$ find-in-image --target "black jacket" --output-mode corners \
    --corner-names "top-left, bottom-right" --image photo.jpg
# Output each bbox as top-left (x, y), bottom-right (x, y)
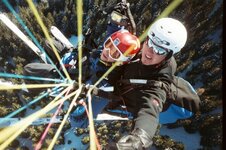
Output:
top-left (107, 55), bottom-right (177, 138)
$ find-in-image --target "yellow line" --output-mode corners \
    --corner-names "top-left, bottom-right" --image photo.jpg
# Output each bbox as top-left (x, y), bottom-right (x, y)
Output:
top-left (25, 0), bottom-right (71, 80)
top-left (0, 83), bottom-right (70, 90)
top-left (94, 62), bottom-right (121, 87)
top-left (138, 0), bottom-right (184, 42)
top-left (0, 89), bottom-right (78, 148)
top-left (87, 89), bottom-right (96, 150)
top-left (48, 85), bottom-right (74, 105)
top-left (76, 0), bottom-right (83, 87)
top-left (47, 86), bottom-right (83, 150)
top-left (75, 1), bottom-right (97, 149)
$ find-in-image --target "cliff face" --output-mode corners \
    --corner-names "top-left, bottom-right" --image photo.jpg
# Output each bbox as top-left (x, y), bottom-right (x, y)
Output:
top-left (0, 0), bottom-right (222, 149)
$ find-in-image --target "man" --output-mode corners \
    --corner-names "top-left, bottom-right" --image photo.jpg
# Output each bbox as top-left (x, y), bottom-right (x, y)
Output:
top-left (105, 17), bottom-right (188, 149)
top-left (90, 29), bottom-right (140, 85)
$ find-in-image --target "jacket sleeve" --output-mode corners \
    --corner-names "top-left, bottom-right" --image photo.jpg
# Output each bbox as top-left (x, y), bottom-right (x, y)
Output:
top-left (122, 75), bottom-right (171, 139)
top-left (138, 80), bottom-right (170, 138)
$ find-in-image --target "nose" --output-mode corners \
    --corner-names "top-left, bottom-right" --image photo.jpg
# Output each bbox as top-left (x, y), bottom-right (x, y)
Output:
top-left (148, 46), bottom-right (155, 54)
top-left (151, 48), bottom-right (155, 54)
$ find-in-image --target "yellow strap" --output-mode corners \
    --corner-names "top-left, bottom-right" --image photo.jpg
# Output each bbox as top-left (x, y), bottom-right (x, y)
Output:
top-left (76, 0), bottom-right (83, 87)
top-left (0, 83), bottom-right (70, 90)
top-left (87, 88), bottom-right (96, 150)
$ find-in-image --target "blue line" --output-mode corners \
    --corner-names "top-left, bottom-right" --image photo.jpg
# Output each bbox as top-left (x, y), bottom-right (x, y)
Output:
top-left (2, 0), bottom-right (66, 80)
top-left (0, 72), bottom-right (64, 83)
top-left (0, 86), bottom-right (63, 125)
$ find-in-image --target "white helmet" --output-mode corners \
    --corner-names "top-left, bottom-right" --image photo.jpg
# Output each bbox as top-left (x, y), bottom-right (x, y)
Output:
top-left (148, 18), bottom-right (187, 54)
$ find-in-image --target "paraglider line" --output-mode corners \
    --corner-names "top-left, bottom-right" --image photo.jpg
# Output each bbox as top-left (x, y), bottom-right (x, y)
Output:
top-left (35, 85), bottom-right (73, 150)
top-left (0, 86), bottom-right (62, 125)
top-left (0, 83), bottom-right (71, 90)
top-left (0, 90), bottom-right (78, 149)
top-left (47, 86), bottom-right (83, 150)
top-left (0, 72), bottom-right (64, 83)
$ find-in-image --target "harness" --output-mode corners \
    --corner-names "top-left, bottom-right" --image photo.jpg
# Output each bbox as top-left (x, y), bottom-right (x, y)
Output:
top-left (116, 79), bottom-right (169, 96)
top-left (118, 79), bottom-right (166, 88)
top-left (94, 78), bottom-right (169, 103)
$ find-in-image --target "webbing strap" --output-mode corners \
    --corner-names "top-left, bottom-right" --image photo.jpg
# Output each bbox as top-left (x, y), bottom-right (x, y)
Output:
top-left (119, 79), bottom-right (165, 88)
top-left (95, 89), bottom-right (122, 102)
top-left (129, 79), bottom-right (147, 84)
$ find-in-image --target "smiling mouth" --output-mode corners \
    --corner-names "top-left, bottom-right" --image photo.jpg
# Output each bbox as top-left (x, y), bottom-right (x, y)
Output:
top-left (145, 54), bottom-right (152, 59)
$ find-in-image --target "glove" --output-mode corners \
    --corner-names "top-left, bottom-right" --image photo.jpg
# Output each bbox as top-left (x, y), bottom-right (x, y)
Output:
top-left (103, 136), bottom-right (141, 150)
top-left (116, 128), bottom-right (153, 150)
top-left (117, 134), bottom-right (143, 150)
top-left (131, 128), bottom-right (153, 148)
top-left (85, 84), bottom-right (99, 95)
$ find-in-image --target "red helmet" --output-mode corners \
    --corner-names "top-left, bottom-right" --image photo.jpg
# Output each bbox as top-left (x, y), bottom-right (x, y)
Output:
top-left (104, 29), bottom-right (140, 62)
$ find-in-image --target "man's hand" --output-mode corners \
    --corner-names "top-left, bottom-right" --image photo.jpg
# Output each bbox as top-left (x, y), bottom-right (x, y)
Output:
top-left (116, 134), bottom-right (143, 150)
top-left (85, 84), bottom-right (99, 95)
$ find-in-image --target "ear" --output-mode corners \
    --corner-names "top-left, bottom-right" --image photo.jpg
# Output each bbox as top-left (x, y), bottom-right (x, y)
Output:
top-left (165, 51), bottom-right (173, 60)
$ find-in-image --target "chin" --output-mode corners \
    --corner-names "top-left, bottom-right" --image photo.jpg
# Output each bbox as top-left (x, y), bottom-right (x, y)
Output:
top-left (142, 59), bottom-right (158, 66)
top-left (141, 59), bottom-right (150, 65)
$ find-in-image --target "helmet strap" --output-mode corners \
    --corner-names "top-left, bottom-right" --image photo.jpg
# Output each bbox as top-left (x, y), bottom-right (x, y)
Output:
top-left (165, 51), bottom-right (173, 60)
top-left (154, 51), bottom-right (173, 68)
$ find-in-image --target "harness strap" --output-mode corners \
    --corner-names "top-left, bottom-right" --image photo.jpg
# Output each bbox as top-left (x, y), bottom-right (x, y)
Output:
top-left (119, 79), bottom-right (166, 89)
top-left (95, 79), bottom-right (168, 103)
top-left (94, 88), bottom-right (123, 102)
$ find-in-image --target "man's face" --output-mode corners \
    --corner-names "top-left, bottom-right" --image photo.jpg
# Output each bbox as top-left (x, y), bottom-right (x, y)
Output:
top-left (100, 37), bottom-right (130, 63)
top-left (141, 39), bottom-right (167, 65)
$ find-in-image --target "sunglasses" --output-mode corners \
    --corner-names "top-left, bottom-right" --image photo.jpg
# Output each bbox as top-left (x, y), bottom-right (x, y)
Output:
top-left (147, 36), bottom-right (169, 55)
top-left (103, 37), bottom-right (129, 62)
